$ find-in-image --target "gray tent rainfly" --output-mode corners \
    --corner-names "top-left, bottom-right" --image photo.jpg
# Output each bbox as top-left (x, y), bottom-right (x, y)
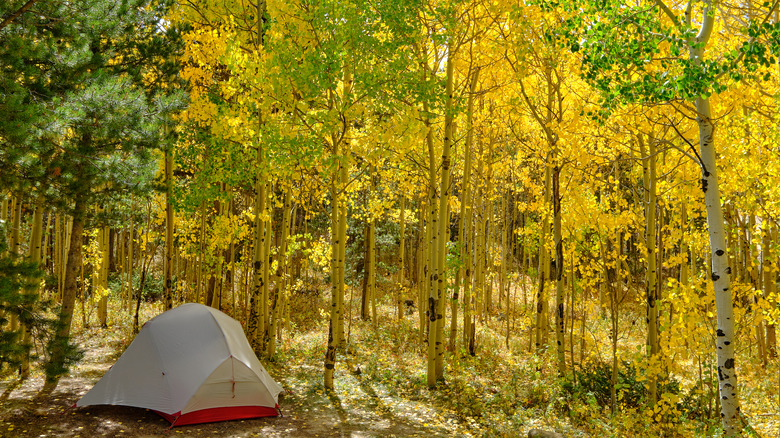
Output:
top-left (76, 303), bottom-right (284, 426)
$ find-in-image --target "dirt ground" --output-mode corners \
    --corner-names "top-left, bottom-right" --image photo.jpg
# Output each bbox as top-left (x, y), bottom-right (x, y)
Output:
top-left (0, 326), bottom-right (461, 438)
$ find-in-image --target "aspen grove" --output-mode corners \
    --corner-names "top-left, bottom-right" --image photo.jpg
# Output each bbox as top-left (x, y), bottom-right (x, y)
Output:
top-left (3, 0), bottom-right (780, 436)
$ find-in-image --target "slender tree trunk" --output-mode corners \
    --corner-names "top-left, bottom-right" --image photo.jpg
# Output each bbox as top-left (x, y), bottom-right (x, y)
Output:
top-left (553, 163), bottom-right (565, 377)
top-left (453, 70), bottom-right (478, 352)
top-left (267, 189), bottom-right (290, 360)
top-left (324, 174), bottom-right (340, 389)
top-left (484, 140), bottom-right (494, 316)
top-left (640, 133), bottom-right (659, 406)
top-left (97, 226), bottom-right (109, 327)
top-left (164, 146), bottom-right (175, 310)
top-left (418, 201), bottom-right (428, 346)
top-left (434, 44), bottom-right (456, 382)
top-left (764, 223), bottom-right (776, 357)
top-left (127, 218), bottom-right (134, 313)
top-left (535, 165), bottom-right (551, 352)
top-left (610, 232), bottom-right (621, 413)
top-left (20, 202), bottom-right (44, 377)
top-left (247, 148), bottom-right (267, 350)
top-left (689, 12), bottom-right (740, 431)
top-left (397, 195), bottom-right (406, 320)
top-left (47, 197), bottom-right (85, 386)
top-left (424, 97), bottom-right (439, 387)
top-left (324, 59), bottom-right (353, 389)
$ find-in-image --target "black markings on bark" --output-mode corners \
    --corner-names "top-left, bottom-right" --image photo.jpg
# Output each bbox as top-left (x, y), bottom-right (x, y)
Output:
top-left (724, 358), bottom-right (734, 369)
top-left (726, 267), bottom-right (731, 274)
top-left (428, 297), bottom-right (436, 322)
top-left (717, 329), bottom-right (725, 336)
top-left (701, 178), bottom-right (708, 193)
top-left (711, 273), bottom-right (720, 281)
top-left (718, 366), bottom-right (723, 381)
top-left (724, 341), bottom-right (730, 345)
top-left (715, 249), bottom-right (724, 256)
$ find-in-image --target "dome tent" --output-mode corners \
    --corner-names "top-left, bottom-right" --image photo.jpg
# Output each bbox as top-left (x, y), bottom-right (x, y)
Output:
top-left (76, 303), bottom-right (283, 427)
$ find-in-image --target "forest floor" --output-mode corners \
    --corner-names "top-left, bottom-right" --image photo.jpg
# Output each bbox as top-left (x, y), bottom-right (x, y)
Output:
top-left (0, 299), bottom-right (565, 438)
top-left (0, 312), bottom-right (480, 438)
top-left (3, 290), bottom-right (780, 438)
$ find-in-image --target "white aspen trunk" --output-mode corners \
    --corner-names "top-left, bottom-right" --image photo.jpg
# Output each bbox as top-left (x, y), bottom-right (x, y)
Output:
top-left (324, 177), bottom-right (340, 389)
top-left (640, 133), bottom-right (659, 406)
top-left (419, 201), bottom-right (429, 346)
top-left (457, 69), bottom-right (478, 351)
top-left (267, 189), bottom-right (290, 360)
top-left (325, 58), bottom-right (353, 388)
top-left (424, 96), bottom-right (439, 387)
top-left (247, 156), bottom-right (267, 351)
top-left (434, 40), bottom-right (455, 382)
top-left (690, 2), bottom-right (740, 432)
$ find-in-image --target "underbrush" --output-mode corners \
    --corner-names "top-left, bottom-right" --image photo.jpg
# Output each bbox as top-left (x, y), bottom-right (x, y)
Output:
top-left (29, 276), bottom-right (779, 438)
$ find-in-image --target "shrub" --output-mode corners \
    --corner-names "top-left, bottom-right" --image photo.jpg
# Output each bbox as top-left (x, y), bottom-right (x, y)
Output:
top-left (565, 359), bottom-right (680, 409)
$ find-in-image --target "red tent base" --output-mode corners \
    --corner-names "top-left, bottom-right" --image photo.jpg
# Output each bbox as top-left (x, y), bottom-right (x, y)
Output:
top-left (154, 405), bottom-right (279, 427)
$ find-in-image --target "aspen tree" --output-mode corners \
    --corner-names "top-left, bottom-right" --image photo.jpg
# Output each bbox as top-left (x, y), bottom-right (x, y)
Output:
top-left (246, 0), bottom-right (269, 352)
top-left (458, 67), bottom-right (479, 353)
top-left (433, 36), bottom-right (457, 382)
top-left (418, 200), bottom-right (429, 346)
top-left (562, 0), bottom-right (780, 428)
top-left (262, 193), bottom-right (273, 341)
top-left (500, 194), bottom-right (508, 313)
top-left (609, 232), bottom-right (623, 413)
top-left (267, 189), bottom-right (291, 360)
top-left (691, 5), bottom-right (742, 427)
top-left (535, 166), bottom-right (551, 352)
top-left (368, 172), bottom-right (377, 327)
top-left (424, 92), bottom-right (440, 386)
top-left (97, 225), bottom-right (109, 328)
top-left (553, 160), bottom-right (565, 376)
top-left (324, 60), bottom-right (353, 389)
top-left (749, 215), bottom-right (767, 365)
top-left (164, 137), bottom-right (175, 311)
top-left (397, 195), bottom-right (406, 320)
top-left (20, 202), bottom-right (44, 377)
top-left (126, 217), bottom-right (134, 314)
top-left (763, 223), bottom-right (776, 356)
top-left (48, 196), bottom-right (86, 383)
top-left (639, 132), bottom-right (659, 406)
top-left (483, 135), bottom-right (495, 316)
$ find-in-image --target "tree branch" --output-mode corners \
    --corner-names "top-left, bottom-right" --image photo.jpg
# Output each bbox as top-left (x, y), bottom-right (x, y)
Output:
top-left (0, 0), bottom-right (40, 32)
